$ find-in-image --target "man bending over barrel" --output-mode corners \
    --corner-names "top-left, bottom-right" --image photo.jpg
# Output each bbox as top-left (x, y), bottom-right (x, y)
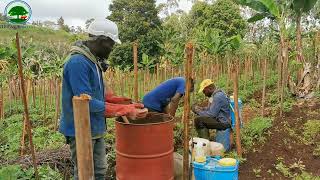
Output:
top-left (142, 77), bottom-right (194, 116)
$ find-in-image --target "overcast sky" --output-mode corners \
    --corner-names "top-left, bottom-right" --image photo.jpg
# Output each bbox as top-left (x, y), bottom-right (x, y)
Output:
top-left (0, 0), bottom-right (193, 28)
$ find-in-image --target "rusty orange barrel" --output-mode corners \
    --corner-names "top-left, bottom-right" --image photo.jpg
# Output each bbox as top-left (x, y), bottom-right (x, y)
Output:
top-left (116, 112), bottom-right (174, 180)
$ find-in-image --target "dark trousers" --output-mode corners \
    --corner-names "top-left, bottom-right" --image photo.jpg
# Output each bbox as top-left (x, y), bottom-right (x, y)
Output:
top-left (66, 137), bottom-right (106, 180)
top-left (194, 116), bottom-right (231, 130)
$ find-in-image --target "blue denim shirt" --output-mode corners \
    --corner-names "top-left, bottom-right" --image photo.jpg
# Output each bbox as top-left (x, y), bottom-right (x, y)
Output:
top-left (59, 54), bottom-right (106, 137)
top-left (198, 90), bottom-right (231, 124)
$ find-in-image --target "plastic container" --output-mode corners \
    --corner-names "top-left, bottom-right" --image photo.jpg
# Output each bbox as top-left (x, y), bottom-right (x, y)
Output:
top-left (193, 156), bottom-right (239, 180)
top-left (209, 142), bottom-right (224, 156)
top-left (215, 128), bottom-right (231, 151)
top-left (229, 97), bottom-right (243, 129)
top-left (194, 145), bottom-right (206, 163)
top-left (189, 137), bottom-right (210, 161)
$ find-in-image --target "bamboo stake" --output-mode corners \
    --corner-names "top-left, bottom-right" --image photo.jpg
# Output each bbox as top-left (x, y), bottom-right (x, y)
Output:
top-left (32, 79), bottom-right (36, 108)
top-left (72, 94), bottom-right (94, 180)
top-left (54, 79), bottom-right (61, 131)
top-left (44, 79), bottom-right (47, 119)
top-left (20, 78), bottom-right (31, 155)
top-left (39, 80), bottom-right (42, 109)
top-left (133, 42), bottom-right (138, 102)
top-left (183, 43), bottom-right (193, 180)
top-left (49, 79), bottom-right (53, 109)
top-left (8, 78), bottom-right (12, 114)
top-left (16, 32), bottom-right (39, 180)
top-left (261, 59), bottom-right (267, 117)
top-left (233, 63), bottom-right (242, 157)
top-left (0, 83), bottom-right (3, 119)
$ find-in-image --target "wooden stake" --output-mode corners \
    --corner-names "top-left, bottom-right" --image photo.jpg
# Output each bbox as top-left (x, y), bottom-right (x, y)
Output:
top-left (54, 79), bottom-right (61, 131)
top-left (72, 94), bottom-right (94, 180)
top-left (183, 43), bottom-right (193, 180)
top-left (44, 79), bottom-right (47, 119)
top-left (32, 79), bottom-right (36, 108)
top-left (261, 59), bottom-right (267, 117)
top-left (133, 42), bottom-right (138, 102)
top-left (20, 78), bottom-right (31, 156)
top-left (16, 32), bottom-right (39, 180)
top-left (0, 84), bottom-right (4, 119)
top-left (232, 63), bottom-right (242, 157)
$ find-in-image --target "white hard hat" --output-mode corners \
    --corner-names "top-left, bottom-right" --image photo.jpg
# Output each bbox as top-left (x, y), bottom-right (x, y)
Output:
top-left (87, 19), bottom-right (121, 44)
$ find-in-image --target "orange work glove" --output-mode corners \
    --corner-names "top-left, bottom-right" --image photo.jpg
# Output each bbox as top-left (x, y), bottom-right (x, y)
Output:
top-left (105, 89), bottom-right (132, 104)
top-left (105, 103), bottom-right (147, 120)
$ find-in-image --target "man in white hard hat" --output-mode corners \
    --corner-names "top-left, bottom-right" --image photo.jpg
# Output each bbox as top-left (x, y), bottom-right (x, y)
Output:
top-left (59, 19), bottom-right (147, 180)
top-left (191, 79), bottom-right (231, 139)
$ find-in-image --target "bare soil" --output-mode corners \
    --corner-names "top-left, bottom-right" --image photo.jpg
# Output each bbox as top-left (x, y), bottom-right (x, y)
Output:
top-left (239, 98), bottom-right (320, 179)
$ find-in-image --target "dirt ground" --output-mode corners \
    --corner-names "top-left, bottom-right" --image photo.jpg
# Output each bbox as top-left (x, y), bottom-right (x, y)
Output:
top-left (239, 98), bottom-right (320, 179)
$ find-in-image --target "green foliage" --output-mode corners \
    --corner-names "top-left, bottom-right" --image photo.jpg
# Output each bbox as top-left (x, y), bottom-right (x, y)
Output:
top-left (313, 144), bottom-right (320, 157)
top-left (190, 0), bottom-right (247, 38)
top-left (0, 165), bottom-right (62, 180)
top-left (174, 122), bottom-right (184, 154)
top-left (283, 97), bottom-right (294, 112)
top-left (275, 160), bottom-right (292, 177)
top-left (242, 116), bottom-right (273, 150)
top-left (108, 0), bottom-right (161, 69)
top-left (0, 165), bottom-right (33, 180)
top-left (237, 0), bottom-right (281, 21)
top-left (291, 0), bottom-right (318, 15)
top-left (275, 158), bottom-right (310, 178)
top-left (302, 120), bottom-right (320, 143)
top-left (0, 112), bottom-right (64, 159)
top-left (294, 172), bottom-right (320, 180)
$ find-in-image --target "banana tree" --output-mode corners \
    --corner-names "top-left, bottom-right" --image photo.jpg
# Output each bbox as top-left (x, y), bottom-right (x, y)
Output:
top-left (236, 0), bottom-right (291, 115)
top-left (138, 53), bottom-right (156, 70)
top-left (290, 0), bottom-right (318, 81)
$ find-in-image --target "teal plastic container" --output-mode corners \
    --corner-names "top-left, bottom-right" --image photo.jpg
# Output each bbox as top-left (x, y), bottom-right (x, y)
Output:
top-left (193, 156), bottom-right (239, 180)
top-left (229, 98), bottom-right (243, 129)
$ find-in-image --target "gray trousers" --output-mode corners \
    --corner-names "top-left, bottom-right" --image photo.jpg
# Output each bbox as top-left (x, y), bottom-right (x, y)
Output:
top-left (67, 137), bottom-right (107, 180)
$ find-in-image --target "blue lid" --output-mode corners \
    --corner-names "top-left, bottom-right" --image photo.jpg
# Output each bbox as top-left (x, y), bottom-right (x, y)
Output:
top-left (193, 156), bottom-right (239, 172)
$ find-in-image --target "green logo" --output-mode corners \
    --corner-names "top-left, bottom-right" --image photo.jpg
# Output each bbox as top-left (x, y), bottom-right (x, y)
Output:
top-left (4, 0), bottom-right (32, 24)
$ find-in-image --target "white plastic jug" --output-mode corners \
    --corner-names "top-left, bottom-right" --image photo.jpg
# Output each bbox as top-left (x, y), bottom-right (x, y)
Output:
top-left (209, 142), bottom-right (225, 156)
top-left (189, 137), bottom-right (210, 162)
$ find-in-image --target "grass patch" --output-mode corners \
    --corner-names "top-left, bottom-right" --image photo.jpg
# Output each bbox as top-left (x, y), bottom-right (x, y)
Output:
top-left (242, 116), bottom-right (273, 151)
top-left (302, 120), bottom-right (320, 144)
top-left (0, 164), bottom-right (62, 180)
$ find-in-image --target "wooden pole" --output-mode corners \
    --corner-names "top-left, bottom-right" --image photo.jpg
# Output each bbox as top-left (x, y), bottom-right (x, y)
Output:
top-left (43, 78), bottom-right (47, 119)
top-left (8, 78), bottom-right (12, 114)
top-left (261, 59), bottom-right (267, 117)
top-left (133, 42), bottom-right (139, 102)
top-left (32, 79), bottom-right (36, 108)
top-left (233, 63), bottom-right (242, 158)
top-left (72, 94), bottom-right (94, 180)
top-left (16, 32), bottom-right (39, 180)
top-left (20, 78), bottom-right (31, 156)
top-left (0, 83), bottom-right (3, 119)
top-left (54, 79), bottom-right (61, 131)
top-left (183, 43), bottom-right (193, 180)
